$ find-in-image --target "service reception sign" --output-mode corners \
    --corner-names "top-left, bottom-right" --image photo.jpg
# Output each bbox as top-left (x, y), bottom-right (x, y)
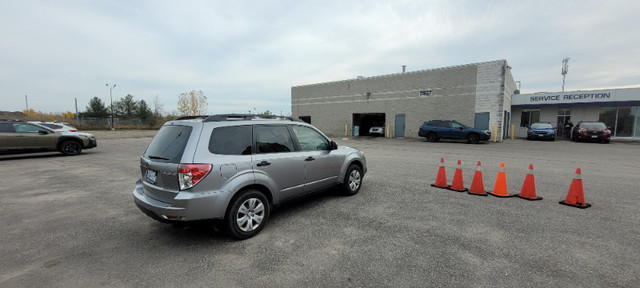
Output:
top-left (512, 88), bottom-right (639, 106)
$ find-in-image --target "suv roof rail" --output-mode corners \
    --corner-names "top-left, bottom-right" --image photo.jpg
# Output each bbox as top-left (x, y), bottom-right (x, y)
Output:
top-left (0, 119), bottom-right (23, 122)
top-left (203, 114), bottom-right (304, 122)
top-left (175, 115), bottom-right (211, 120)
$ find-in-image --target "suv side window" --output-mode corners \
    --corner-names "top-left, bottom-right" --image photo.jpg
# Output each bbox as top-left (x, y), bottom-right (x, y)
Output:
top-left (209, 125), bottom-right (252, 155)
top-left (0, 123), bottom-right (15, 133)
top-left (40, 123), bottom-right (63, 130)
top-left (451, 122), bottom-right (464, 129)
top-left (255, 125), bottom-right (295, 153)
top-left (14, 123), bottom-right (45, 133)
top-left (291, 125), bottom-right (329, 151)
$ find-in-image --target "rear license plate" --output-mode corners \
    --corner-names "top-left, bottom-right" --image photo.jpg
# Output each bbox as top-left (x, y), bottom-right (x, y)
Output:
top-left (146, 170), bottom-right (157, 184)
top-left (591, 135), bottom-right (598, 139)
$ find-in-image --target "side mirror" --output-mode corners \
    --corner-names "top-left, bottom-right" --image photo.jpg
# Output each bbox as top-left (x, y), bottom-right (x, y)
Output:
top-left (329, 141), bottom-right (338, 150)
top-left (38, 130), bottom-right (49, 135)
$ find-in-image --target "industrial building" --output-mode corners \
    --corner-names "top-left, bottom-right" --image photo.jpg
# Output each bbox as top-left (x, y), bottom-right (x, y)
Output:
top-left (291, 60), bottom-right (517, 141)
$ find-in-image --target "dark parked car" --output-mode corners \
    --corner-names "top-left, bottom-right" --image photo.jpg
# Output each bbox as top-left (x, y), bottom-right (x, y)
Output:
top-left (418, 120), bottom-right (491, 144)
top-left (527, 122), bottom-right (556, 141)
top-left (0, 120), bottom-right (97, 155)
top-left (571, 121), bottom-right (611, 143)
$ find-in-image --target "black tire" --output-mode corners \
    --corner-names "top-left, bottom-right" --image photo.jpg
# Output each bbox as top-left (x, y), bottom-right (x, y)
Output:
top-left (550, 137), bottom-right (555, 141)
top-left (466, 133), bottom-right (479, 144)
top-left (342, 164), bottom-right (363, 196)
top-left (425, 133), bottom-right (437, 142)
top-left (224, 189), bottom-right (270, 240)
top-left (60, 140), bottom-right (82, 156)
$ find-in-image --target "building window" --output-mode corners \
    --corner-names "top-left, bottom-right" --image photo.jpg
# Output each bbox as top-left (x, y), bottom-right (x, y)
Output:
top-left (419, 90), bottom-right (432, 96)
top-left (599, 106), bottom-right (639, 138)
top-left (599, 107), bottom-right (617, 130)
top-left (615, 106), bottom-right (634, 137)
top-left (520, 109), bottom-right (540, 127)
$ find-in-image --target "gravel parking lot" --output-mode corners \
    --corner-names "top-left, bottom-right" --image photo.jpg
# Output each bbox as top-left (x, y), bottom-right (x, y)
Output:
top-left (1, 131), bottom-right (639, 287)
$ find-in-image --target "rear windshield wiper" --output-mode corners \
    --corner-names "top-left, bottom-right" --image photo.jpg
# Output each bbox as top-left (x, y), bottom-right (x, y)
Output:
top-left (147, 155), bottom-right (170, 160)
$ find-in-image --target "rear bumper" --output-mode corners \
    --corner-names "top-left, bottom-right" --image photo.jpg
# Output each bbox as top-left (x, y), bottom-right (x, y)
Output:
top-left (132, 180), bottom-right (229, 222)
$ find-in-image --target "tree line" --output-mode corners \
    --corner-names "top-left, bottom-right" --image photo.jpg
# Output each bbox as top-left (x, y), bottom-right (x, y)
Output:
top-left (16, 90), bottom-right (277, 128)
top-left (80, 95), bottom-right (158, 123)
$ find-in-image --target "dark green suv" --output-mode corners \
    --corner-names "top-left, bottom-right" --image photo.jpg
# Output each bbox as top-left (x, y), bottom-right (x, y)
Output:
top-left (0, 120), bottom-right (97, 156)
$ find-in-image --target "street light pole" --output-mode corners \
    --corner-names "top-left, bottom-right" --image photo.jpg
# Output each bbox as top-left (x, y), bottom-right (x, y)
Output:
top-left (25, 95), bottom-right (29, 119)
top-left (106, 83), bottom-right (116, 130)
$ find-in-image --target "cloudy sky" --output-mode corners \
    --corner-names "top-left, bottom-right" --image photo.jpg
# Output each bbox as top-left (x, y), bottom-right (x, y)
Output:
top-left (1, 0), bottom-right (639, 115)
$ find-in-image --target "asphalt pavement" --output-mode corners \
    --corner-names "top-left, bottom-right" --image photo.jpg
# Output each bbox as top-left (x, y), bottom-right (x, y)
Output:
top-left (1, 132), bottom-right (638, 287)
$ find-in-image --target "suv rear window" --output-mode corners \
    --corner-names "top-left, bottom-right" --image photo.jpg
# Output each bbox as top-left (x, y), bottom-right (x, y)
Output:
top-left (144, 125), bottom-right (192, 163)
top-left (209, 125), bottom-right (252, 155)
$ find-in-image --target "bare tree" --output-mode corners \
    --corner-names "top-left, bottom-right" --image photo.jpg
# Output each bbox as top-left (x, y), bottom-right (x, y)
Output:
top-left (177, 90), bottom-right (208, 116)
top-left (152, 95), bottom-right (164, 117)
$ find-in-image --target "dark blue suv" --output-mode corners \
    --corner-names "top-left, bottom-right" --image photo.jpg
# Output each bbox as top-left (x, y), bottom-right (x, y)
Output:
top-left (418, 120), bottom-right (491, 144)
top-left (526, 122), bottom-right (556, 141)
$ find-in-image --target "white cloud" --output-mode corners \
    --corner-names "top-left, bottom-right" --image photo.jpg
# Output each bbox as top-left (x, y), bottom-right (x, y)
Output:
top-left (1, 0), bottom-right (639, 114)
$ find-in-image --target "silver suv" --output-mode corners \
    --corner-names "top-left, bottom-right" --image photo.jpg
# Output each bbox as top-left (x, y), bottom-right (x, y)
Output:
top-left (133, 114), bottom-right (367, 239)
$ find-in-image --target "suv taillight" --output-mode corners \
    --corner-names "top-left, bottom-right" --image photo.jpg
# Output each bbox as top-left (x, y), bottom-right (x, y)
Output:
top-left (178, 164), bottom-right (212, 190)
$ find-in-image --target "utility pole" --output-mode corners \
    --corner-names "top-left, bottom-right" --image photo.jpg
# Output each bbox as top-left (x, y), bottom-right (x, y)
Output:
top-left (25, 95), bottom-right (29, 118)
top-left (75, 97), bottom-right (79, 122)
top-left (561, 57), bottom-right (570, 92)
top-left (106, 83), bottom-right (116, 130)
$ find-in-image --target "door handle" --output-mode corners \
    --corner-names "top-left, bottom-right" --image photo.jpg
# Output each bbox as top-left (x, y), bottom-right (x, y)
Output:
top-left (305, 157), bottom-right (315, 161)
top-left (256, 161), bottom-right (271, 167)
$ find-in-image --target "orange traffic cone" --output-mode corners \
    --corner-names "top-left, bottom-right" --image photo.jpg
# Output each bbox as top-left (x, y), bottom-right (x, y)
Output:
top-left (430, 157), bottom-right (448, 189)
top-left (448, 159), bottom-right (467, 192)
top-left (516, 164), bottom-right (543, 201)
top-left (559, 168), bottom-right (591, 209)
top-left (468, 161), bottom-right (487, 196)
top-left (488, 162), bottom-right (514, 197)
